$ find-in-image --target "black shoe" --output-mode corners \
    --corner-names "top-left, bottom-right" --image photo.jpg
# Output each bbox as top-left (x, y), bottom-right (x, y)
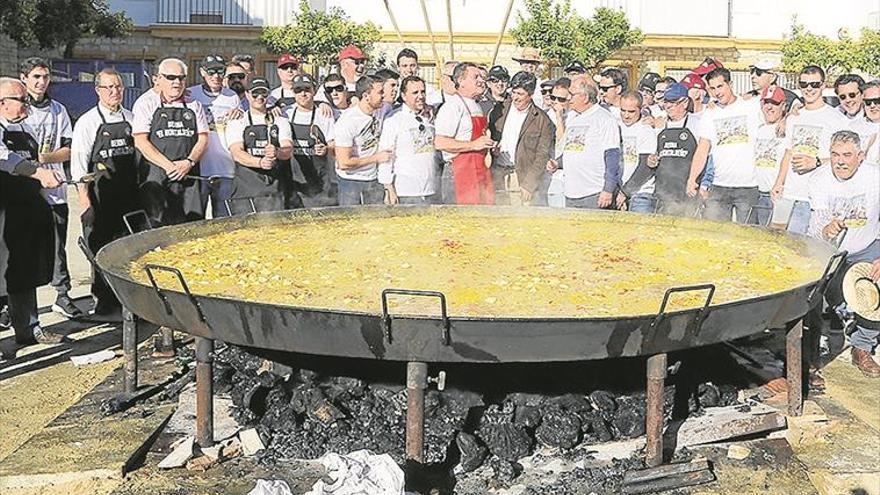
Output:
top-left (33, 326), bottom-right (66, 345)
top-left (0, 305), bottom-right (10, 329)
top-left (52, 295), bottom-right (84, 319)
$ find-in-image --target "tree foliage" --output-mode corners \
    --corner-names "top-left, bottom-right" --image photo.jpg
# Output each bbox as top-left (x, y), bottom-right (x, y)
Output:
top-left (0, 0), bottom-right (131, 57)
top-left (261, 0), bottom-right (381, 67)
top-left (782, 22), bottom-right (880, 78)
top-left (510, 0), bottom-right (642, 68)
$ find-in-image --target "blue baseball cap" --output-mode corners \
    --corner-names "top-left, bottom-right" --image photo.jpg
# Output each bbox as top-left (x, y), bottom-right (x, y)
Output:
top-left (663, 83), bottom-right (689, 101)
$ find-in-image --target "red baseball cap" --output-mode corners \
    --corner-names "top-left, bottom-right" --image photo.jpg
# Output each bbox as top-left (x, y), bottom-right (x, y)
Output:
top-left (680, 73), bottom-right (706, 91)
top-left (761, 85), bottom-right (785, 104)
top-left (338, 44), bottom-right (365, 61)
top-left (276, 54), bottom-right (299, 68)
top-left (692, 57), bottom-right (724, 76)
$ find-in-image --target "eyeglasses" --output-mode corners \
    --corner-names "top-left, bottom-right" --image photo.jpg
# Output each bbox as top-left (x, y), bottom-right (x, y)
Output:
top-left (0, 95), bottom-right (28, 104)
top-left (161, 73), bottom-right (186, 82)
top-left (205, 68), bottom-right (225, 76)
top-left (865, 97), bottom-right (880, 107)
top-left (837, 91), bottom-right (860, 101)
top-left (250, 90), bottom-right (269, 99)
top-left (97, 84), bottom-right (124, 91)
top-left (279, 64), bottom-right (298, 71)
top-left (799, 81), bottom-right (823, 89)
top-left (415, 115), bottom-right (426, 132)
top-left (227, 74), bottom-right (246, 81)
top-left (541, 88), bottom-right (552, 95)
top-left (750, 67), bottom-right (770, 76)
top-left (326, 85), bottom-right (345, 93)
top-left (293, 87), bottom-right (313, 94)
top-left (487, 77), bottom-right (506, 84)
top-left (548, 95), bottom-right (569, 103)
top-left (598, 84), bottom-right (618, 92)
top-left (353, 59), bottom-right (366, 66)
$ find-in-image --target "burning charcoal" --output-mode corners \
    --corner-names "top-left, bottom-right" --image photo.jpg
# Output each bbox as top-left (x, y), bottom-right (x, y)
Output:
top-left (697, 382), bottom-right (721, 408)
top-left (612, 406), bottom-right (646, 439)
top-left (586, 415), bottom-right (613, 442)
top-left (481, 402), bottom-right (516, 425)
top-left (506, 392), bottom-right (545, 407)
top-left (536, 408), bottom-right (581, 449)
top-left (589, 390), bottom-right (617, 418)
top-left (477, 422), bottom-right (532, 461)
top-left (324, 376), bottom-right (367, 401)
top-left (257, 370), bottom-right (282, 389)
top-left (719, 384), bottom-right (739, 406)
top-left (488, 456), bottom-right (523, 484)
top-left (456, 432), bottom-right (488, 472)
top-left (514, 405), bottom-right (542, 429)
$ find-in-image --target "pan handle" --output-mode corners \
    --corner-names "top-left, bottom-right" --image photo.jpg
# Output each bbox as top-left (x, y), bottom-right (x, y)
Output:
top-left (123, 210), bottom-right (153, 235)
top-left (224, 197), bottom-right (257, 216)
top-left (650, 283), bottom-right (716, 332)
top-left (143, 264), bottom-right (207, 323)
top-left (807, 250), bottom-right (848, 307)
top-left (77, 236), bottom-right (98, 268)
top-left (746, 205), bottom-right (773, 227)
top-left (381, 288), bottom-right (450, 345)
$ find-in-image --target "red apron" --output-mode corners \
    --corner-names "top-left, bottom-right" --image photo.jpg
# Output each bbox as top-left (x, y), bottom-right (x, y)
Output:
top-left (451, 106), bottom-right (494, 205)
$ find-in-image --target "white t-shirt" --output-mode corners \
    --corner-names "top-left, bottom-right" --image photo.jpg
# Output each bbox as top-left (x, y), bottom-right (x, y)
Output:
top-left (187, 85), bottom-right (241, 178)
top-left (377, 105), bottom-right (438, 197)
top-left (697, 97), bottom-right (762, 188)
top-left (849, 116), bottom-right (880, 165)
top-left (225, 111), bottom-right (293, 150)
top-left (496, 104), bottom-right (529, 168)
top-left (808, 162), bottom-right (880, 254)
top-left (561, 105), bottom-right (620, 199)
top-left (753, 122), bottom-right (786, 193)
top-left (619, 120), bottom-right (657, 195)
top-left (782, 104), bottom-right (849, 201)
top-left (131, 91), bottom-right (210, 138)
top-left (425, 83), bottom-right (443, 107)
top-left (334, 105), bottom-right (382, 181)
top-left (24, 99), bottom-right (73, 204)
top-left (70, 104), bottom-right (135, 181)
top-left (435, 95), bottom-right (483, 161)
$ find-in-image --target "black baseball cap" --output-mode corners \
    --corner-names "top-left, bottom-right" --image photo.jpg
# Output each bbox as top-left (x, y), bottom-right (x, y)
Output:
top-left (564, 61), bottom-right (587, 74)
top-left (292, 73), bottom-right (316, 90)
top-left (249, 77), bottom-right (270, 92)
top-left (639, 72), bottom-right (661, 92)
top-left (488, 65), bottom-right (510, 81)
top-left (202, 54), bottom-right (226, 70)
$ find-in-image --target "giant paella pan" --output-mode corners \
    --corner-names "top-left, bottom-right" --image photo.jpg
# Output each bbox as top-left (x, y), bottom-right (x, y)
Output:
top-left (96, 206), bottom-right (839, 363)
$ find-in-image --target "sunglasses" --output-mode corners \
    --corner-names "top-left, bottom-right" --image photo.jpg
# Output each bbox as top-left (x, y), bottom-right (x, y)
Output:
top-left (353, 59), bottom-right (366, 66)
top-left (1, 95), bottom-right (28, 104)
top-left (487, 77), bottom-right (506, 84)
top-left (250, 90), bottom-right (269, 99)
top-left (548, 95), bottom-right (569, 103)
top-left (205, 68), bottom-right (225, 76)
top-left (541, 88), bottom-right (552, 95)
top-left (227, 73), bottom-right (246, 81)
top-left (865, 97), bottom-right (880, 107)
top-left (598, 84), bottom-right (618, 92)
top-left (293, 87), bottom-right (313, 94)
top-left (326, 85), bottom-right (345, 93)
top-left (750, 67), bottom-right (770, 76)
top-left (161, 73), bottom-right (187, 82)
top-left (279, 64), bottom-right (298, 71)
top-left (798, 81), bottom-right (823, 89)
top-left (837, 91), bottom-right (860, 101)
top-left (415, 115), bottom-right (426, 132)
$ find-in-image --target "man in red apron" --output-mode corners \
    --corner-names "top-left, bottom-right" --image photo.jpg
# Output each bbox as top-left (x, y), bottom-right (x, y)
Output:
top-left (435, 62), bottom-right (496, 204)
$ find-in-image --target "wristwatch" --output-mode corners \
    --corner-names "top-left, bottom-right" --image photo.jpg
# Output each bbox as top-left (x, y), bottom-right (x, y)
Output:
top-left (185, 158), bottom-right (195, 167)
top-left (815, 156), bottom-right (821, 168)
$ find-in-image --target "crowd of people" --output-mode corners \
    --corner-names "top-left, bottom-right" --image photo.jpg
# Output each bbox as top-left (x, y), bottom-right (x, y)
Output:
top-left (0, 45), bottom-right (878, 380)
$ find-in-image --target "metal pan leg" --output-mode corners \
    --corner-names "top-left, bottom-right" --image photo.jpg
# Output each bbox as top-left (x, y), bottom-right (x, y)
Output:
top-left (196, 336), bottom-right (214, 448)
top-left (123, 307), bottom-right (138, 394)
top-left (645, 353), bottom-right (667, 467)
top-left (406, 361), bottom-right (428, 463)
top-left (786, 320), bottom-right (803, 417)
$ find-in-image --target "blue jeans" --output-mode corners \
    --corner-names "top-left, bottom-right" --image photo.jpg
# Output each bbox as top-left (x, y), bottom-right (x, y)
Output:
top-left (751, 192), bottom-right (773, 226)
top-left (628, 193), bottom-right (655, 213)
top-left (832, 240), bottom-right (880, 351)
top-left (704, 186), bottom-right (759, 223)
top-left (787, 200), bottom-right (811, 234)
top-left (566, 193), bottom-right (601, 209)
top-left (338, 178), bottom-right (384, 206)
top-left (200, 177), bottom-right (234, 218)
top-left (399, 194), bottom-right (441, 205)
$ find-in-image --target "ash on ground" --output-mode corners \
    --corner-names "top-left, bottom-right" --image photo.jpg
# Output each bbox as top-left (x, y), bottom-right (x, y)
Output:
top-left (211, 345), bottom-right (742, 494)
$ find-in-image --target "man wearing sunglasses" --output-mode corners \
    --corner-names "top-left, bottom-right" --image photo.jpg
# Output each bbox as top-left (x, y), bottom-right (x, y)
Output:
top-left (480, 65), bottom-right (509, 117)
top-left (338, 44), bottom-right (368, 93)
top-left (224, 62), bottom-right (250, 110)
top-left (849, 80), bottom-right (880, 165)
top-left (70, 68), bottom-right (138, 316)
top-left (270, 54), bottom-right (302, 110)
top-left (231, 54), bottom-right (255, 79)
top-left (834, 73), bottom-right (865, 121)
top-left (488, 71), bottom-right (554, 206)
top-left (286, 73), bottom-right (336, 207)
top-left (598, 67), bottom-right (627, 121)
top-left (0, 77), bottom-right (65, 358)
top-left (772, 65), bottom-right (849, 234)
top-left (132, 57), bottom-right (209, 226)
top-left (378, 76), bottom-right (439, 205)
top-left (225, 77), bottom-right (293, 213)
top-left (19, 57), bottom-right (81, 319)
top-left (752, 85), bottom-right (790, 227)
top-left (546, 80), bottom-right (571, 207)
top-left (322, 74), bottom-right (350, 120)
top-left (188, 54), bottom-right (242, 218)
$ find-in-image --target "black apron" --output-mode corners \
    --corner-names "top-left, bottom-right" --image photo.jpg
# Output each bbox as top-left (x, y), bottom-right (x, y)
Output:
top-left (654, 117), bottom-right (701, 214)
top-left (274, 88), bottom-right (296, 110)
top-left (231, 111), bottom-right (285, 212)
top-left (0, 122), bottom-right (55, 293)
top-left (289, 107), bottom-right (328, 197)
top-left (138, 100), bottom-right (203, 226)
top-left (84, 107), bottom-right (139, 303)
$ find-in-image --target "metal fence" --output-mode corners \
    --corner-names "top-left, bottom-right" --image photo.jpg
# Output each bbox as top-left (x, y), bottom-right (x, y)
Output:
top-left (157, 0), bottom-right (253, 25)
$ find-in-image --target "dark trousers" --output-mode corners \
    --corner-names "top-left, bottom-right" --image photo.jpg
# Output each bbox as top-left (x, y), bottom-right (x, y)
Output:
top-left (8, 289), bottom-right (38, 344)
top-left (199, 177), bottom-right (234, 218)
top-left (337, 178), bottom-right (384, 206)
top-left (399, 194), bottom-right (441, 205)
top-left (704, 186), bottom-right (759, 223)
top-left (49, 203), bottom-right (70, 297)
top-left (566, 193), bottom-right (603, 209)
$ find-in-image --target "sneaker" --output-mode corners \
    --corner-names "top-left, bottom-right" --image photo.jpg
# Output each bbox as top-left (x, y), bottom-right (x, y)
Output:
top-left (33, 326), bottom-right (66, 345)
top-left (852, 348), bottom-right (880, 378)
top-left (52, 295), bottom-right (84, 319)
top-left (0, 305), bottom-right (10, 329)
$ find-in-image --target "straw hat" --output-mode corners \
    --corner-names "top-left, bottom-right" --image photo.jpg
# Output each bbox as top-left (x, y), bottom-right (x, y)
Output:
top-left (513, 47), bottom-right (542, 64)
top-left (842, 262), bottom-right (880, 322)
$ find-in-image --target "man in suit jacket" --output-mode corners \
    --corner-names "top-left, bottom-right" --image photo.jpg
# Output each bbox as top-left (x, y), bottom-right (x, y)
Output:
top-left (489, 71), bottom-right (555, 206)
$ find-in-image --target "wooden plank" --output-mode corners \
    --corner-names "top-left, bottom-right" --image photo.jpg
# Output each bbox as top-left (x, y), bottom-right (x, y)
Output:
top-left (623, 459), bottom-right (710, 485)
top-left (622, 468), bottom-right (716, 494)
top-left (676, 404), bottom-right (787, 447)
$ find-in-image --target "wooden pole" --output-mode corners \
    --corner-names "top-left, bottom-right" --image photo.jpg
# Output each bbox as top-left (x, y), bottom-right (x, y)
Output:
top-left (419, 0), bottom-right (442, 85)
top-left (383, 0), bottom-right (405, 47)
top-left (492, 0), bottom-right (516, 67)
top-left (446, 0), bottom-right (455, 60)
